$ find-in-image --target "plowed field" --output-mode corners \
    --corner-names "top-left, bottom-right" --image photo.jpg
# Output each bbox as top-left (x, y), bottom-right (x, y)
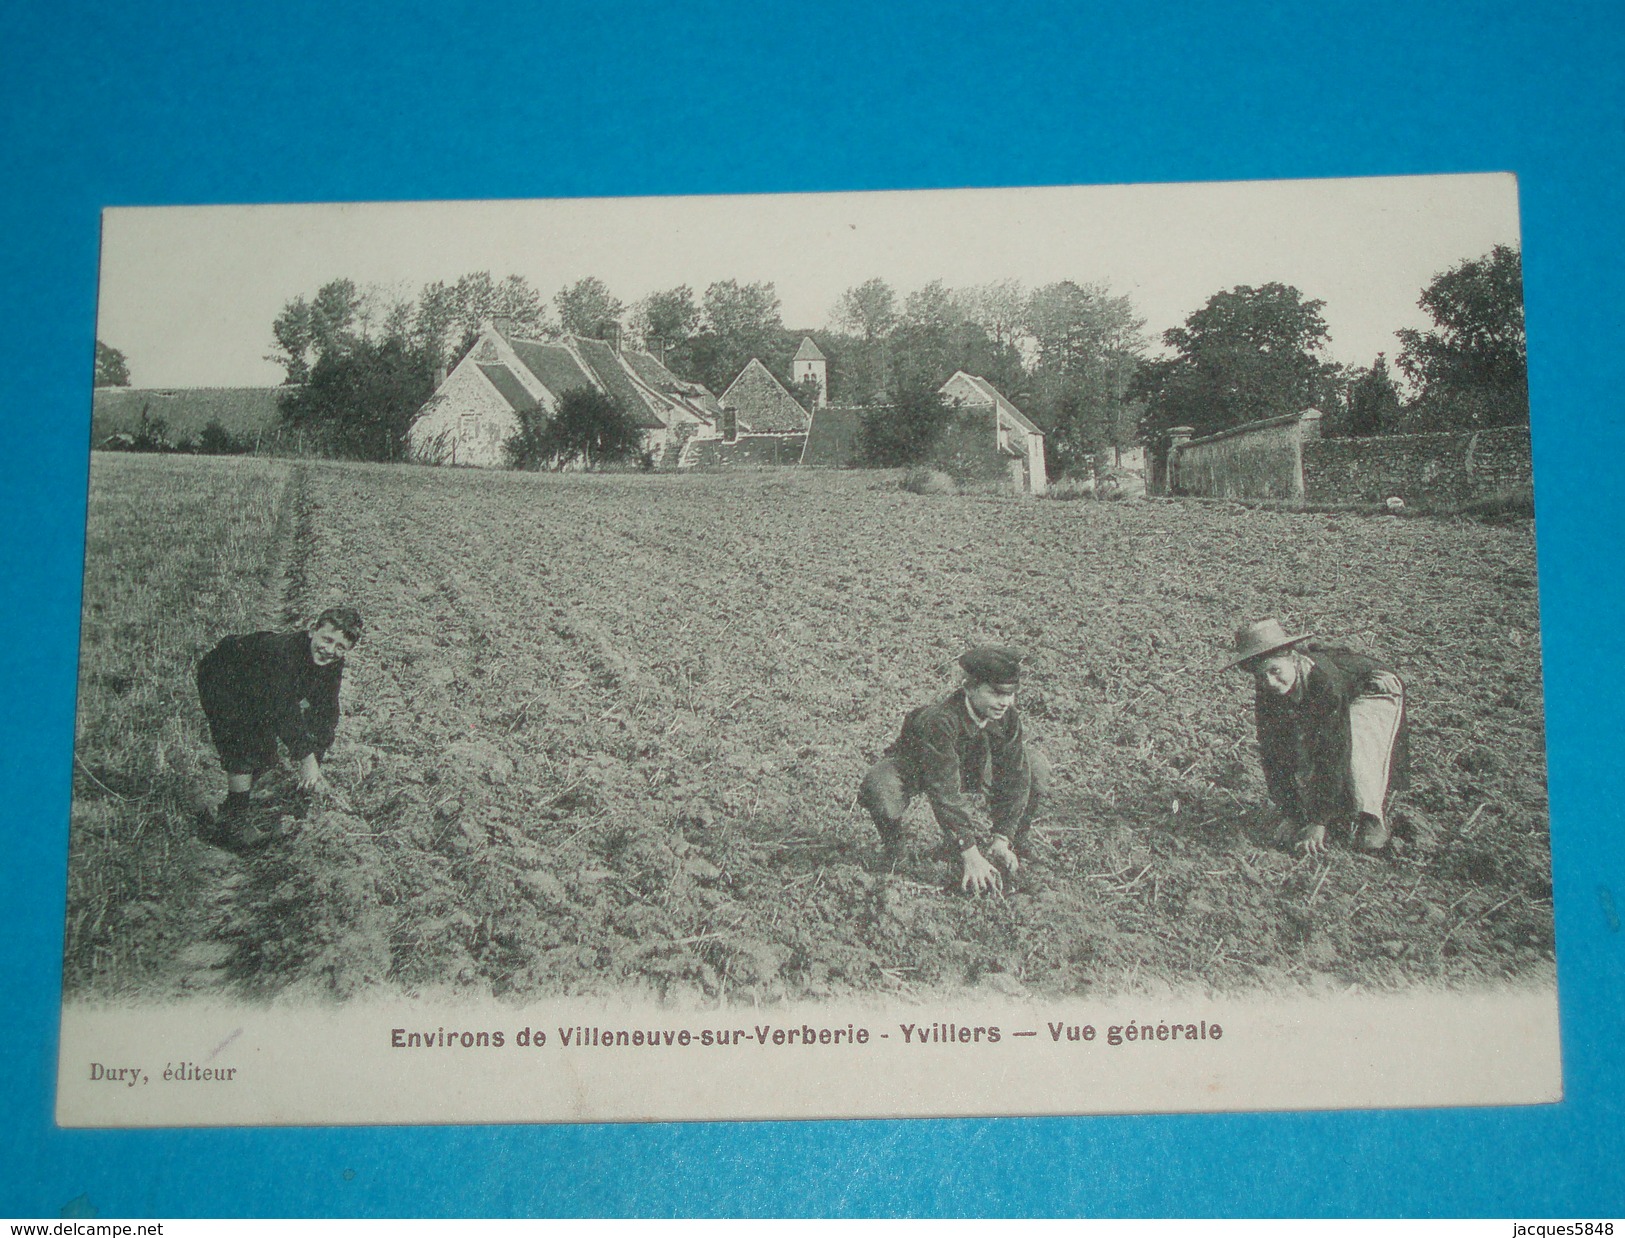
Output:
top-left (67, 455), bottom-right (1555, 1002)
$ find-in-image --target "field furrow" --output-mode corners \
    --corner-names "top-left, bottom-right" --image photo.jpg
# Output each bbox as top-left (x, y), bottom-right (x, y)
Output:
top-left (67, 458), bottom-right (1555, 1002)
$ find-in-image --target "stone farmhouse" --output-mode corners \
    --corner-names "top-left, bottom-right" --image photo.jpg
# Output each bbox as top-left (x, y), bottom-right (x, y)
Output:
top-left (407, 324), bottom-right (1048, 494)
top-left (936, 371), bottom-right (1048, 495)
top-left (795, 371), bottom-right (1047, 494)
top-left (681, 355), bottom-right (816, 467)
top-left (408, 320), bottom-right (723, 467)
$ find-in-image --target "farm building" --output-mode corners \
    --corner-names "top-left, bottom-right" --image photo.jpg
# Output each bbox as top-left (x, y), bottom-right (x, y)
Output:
top-left (796, 374), bottom-right (1047, 492)
top-left (408, 321), bottom-right (723, 467)
top-left (683, 356), bottom-right (812, 467)
top-left (799, 405), bottom-right (867, 468)
top-left (936, 372), bottom-right (1048, 495)
top-left (90, 386), bottom-right (289, 450)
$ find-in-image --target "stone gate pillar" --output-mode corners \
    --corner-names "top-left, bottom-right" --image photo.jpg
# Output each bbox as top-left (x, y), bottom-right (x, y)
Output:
top-left (1166, 426), bottom-right (1194, 495)
top-left (1293, 408), bottom-right (1323, 502)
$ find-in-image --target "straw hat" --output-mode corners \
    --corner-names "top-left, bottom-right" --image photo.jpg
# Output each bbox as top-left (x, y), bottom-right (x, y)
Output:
top-left (1221, 618), bottom-right (1312, 670)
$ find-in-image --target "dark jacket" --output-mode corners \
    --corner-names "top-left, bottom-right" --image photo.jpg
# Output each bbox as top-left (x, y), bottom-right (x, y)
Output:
top-left (197, 631), bottom-right (344, 761)
top-left (1255, 643), bottom-right (1410, 827)
top-left (886, 688), bottom-right (1032, 850)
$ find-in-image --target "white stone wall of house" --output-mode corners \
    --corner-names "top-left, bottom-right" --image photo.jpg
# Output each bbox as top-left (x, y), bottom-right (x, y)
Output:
top-left (994, 407), bottom-right (1047, 495)
top-left (1026, 430), bottom-right (1048, 495)
top-left (408, 365), bottom-right (520, 467)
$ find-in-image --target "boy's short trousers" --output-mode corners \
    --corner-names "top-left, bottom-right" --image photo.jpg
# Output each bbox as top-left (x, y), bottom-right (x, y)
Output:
top-left (201, 708), bottom-right (280, 776)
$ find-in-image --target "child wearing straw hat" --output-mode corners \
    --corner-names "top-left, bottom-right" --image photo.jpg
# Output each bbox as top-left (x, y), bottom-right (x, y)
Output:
top-left (1223, 618), bottom-right (1409, 855)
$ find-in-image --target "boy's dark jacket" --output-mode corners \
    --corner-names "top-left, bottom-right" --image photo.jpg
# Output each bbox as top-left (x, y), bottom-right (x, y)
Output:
top-left (886, 687), bottom-right (1032, 850)
top-left (197, 631), bottom-right (343, 760)
top-left (1254, 642), bottom-right (1410, 827)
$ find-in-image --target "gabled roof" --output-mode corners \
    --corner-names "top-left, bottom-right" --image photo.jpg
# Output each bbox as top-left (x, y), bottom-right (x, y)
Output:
top-left (621, 348), bottom-right (684, 392)
top-left (720, 358), bottom-right (811, 434)
top-left (477, 364), bottom-right (539, 413)
top-left (794, 337), bottom-right (826, 362)
top-left (942, 371), bottom-right (1042, 436)
top-left (507, 339), bottom-right (596, 399)
top-left (800, 404), bottom-right (866, 467)
top-left (572, 336), bottom-right (666, 430)
top-left (621, 348), bottom-right (721, 425)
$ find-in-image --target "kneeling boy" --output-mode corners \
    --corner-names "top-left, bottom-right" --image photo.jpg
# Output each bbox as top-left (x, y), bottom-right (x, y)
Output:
top-left (196, 606), bottom-right (363, 845)
top-left (858, 646), bottom-right (1048, 893)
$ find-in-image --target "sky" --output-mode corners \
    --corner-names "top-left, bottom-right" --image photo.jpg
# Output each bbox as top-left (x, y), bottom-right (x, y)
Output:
top-left (96, 174), bottom-right (1521, 389)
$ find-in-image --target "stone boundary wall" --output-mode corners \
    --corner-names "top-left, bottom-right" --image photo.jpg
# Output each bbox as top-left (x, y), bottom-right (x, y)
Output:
top-left (1168, 410), bottom-right (1320, 501)
top-left (1301, 425), bottom-right (1532, 505)
top-left (1165, 410), bottom-right (1533, 507)
top-left (685, 434), bottom-right (807, 468)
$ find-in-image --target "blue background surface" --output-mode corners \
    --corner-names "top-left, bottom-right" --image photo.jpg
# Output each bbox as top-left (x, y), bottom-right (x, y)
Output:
top-left (3, 0), bottom-right (1622, 1217)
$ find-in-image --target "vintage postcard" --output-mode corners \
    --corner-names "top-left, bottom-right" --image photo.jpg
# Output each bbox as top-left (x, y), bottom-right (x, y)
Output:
top-left (60, 176), bottom-right (1558, 1126)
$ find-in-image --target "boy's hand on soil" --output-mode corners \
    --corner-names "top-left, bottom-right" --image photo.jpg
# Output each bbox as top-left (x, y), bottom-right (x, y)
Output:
top-left (1296, 823), bottom-right (1328, 856)
top-left (960, 846), bottom-right (1003, 894)
top-left (987, 836), bottom-right (1020, 877)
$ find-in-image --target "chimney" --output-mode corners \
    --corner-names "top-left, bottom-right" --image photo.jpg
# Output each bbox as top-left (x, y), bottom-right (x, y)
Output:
top-left (601, 320), bottom-right (622, 352)
top-left (492, 316), bottom-right (514, 339)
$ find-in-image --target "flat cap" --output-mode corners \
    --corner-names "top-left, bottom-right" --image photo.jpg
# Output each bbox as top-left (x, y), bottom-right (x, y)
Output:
top-left (958, 645), bottom-right (1023, 685)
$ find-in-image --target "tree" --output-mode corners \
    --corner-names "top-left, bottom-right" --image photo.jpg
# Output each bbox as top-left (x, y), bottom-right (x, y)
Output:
top-left (196, 419), bottom-right (244, 455)
top-left (889, 280), bottom-right (968, 388)
top-left (1135, 282), bottom-right (1337, 451)
top-left (961, 279), bottom-right (1028, 353)
top-left (793, 374), bottom-right (824, 413)
top-left (1026, 280), bottom-right (1145, 460)
top-left (93, 340), bottom-right (131, 387)
top-left (687, 280), bottom-right (785, 391)
top-left (628, 285), bottom-right (700, 359)
top-left (1045, 393), bottom-right (1114, 479)
top-left (555, 277), bottom-right (625, 338)
top-left (412, 280), bottom-right (460, 366)
top-left (267, 297), bottom-right (315, 384)
top-left (858, 379), bottom-right (951, 467)
top-left (267, 277), bottom-right (362, 383)
top-left (1346, 353), bottom-right (1402, 436)
top-left (1395, 244), bottom-right (1528, 430)
top-left (279, 335), bottom-right (436, 461)
top-left (512, 387), bottom-right (645, 469)
top-left (409, 273), bottom-right (550, 373)
top-left (831, 278), bottom-right (898, 342)
top-left (828, 278), bottom-right (898, 403)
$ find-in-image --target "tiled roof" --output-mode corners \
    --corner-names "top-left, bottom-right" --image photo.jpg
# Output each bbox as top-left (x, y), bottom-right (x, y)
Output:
top-left (477, 364), bottom-right (539, 413)
top-left (800, 404), bottom-right (866, 467)
top-left (90, 386), bottom-right (289, 444)
top-left (621, 349), bottom-right (683, 391)
top-left (794, 337), bottom-right (826, 361)
top-left (508, 339), bottom-right (596, 400)
top-left (942, 371), bottom-right (1043, 436)
top-left (687, 434), bottom-right (808, 468)
top-left (720, 358), bottom-right (811, 434)
top-left (573, 337), bottom-right (666, 430)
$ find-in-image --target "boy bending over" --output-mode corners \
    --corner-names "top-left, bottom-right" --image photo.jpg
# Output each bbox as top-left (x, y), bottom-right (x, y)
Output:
top-left (1224, 618), bottom-right (1409, 855)
top-left (196, 606), bottom-right (363, 846)
top-left (858, 646), bottom-right (1049, 893)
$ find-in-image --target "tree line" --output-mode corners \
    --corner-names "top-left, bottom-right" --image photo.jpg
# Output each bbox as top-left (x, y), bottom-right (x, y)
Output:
top-left (93, 245), bottom-right (1529, 472)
